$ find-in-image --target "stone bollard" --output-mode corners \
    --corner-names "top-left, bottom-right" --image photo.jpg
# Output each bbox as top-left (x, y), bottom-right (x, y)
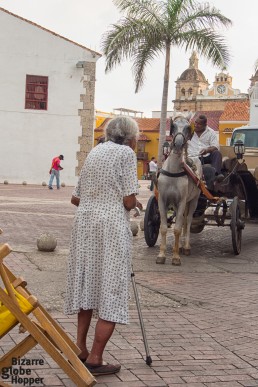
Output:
top-left (42, 182), bottom-right (47, 186)
top-left (22, 181), bottom-right (27, 185)
top-left (37, 233), bottom-right (57, 252)
top-left (61, 182), bottom-right (66, 187)
top-left (4, 180), bottom-right (8, 184)
top-left (130, 221), bottom-right (139, 236)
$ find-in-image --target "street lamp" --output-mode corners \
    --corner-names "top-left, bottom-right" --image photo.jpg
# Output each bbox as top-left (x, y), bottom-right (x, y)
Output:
top-left (162, 141), bottom-right (170, 156)
top-left (233, 140), bottom-right (245, 159)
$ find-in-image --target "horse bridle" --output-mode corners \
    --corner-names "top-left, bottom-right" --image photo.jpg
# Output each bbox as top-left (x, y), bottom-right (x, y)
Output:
top-left (171, 130), bottom-right (188, 147)
top-left (160, 125), bottom-right (190, 177)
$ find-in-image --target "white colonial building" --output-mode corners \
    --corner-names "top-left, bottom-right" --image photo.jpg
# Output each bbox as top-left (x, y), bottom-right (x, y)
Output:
top-left (0, 7), bottom-right (101, 186)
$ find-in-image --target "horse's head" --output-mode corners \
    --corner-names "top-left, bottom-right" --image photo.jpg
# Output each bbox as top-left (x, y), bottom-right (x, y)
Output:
top-left (169, 114), bottom-right (192, 153)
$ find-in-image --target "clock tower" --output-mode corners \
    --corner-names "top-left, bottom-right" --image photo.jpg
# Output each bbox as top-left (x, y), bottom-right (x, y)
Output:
top-left (207, 71), bottom-right (234, 97)
top-left (172, 54), bottom-right (248, 113)
top-left (199, 71), bottom-right (247, 110)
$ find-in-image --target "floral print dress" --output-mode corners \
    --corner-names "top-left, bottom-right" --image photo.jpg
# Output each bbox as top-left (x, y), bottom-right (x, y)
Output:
top-left (65, 141), bottom-right (139, 324)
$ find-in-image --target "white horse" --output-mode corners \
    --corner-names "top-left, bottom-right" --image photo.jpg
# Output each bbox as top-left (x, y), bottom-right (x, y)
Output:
top-left (157, 115), bottom-right (202, 266)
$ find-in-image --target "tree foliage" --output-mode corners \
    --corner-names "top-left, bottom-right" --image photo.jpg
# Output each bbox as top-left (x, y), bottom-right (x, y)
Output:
top-left (101, 0), bottom-right (232, 165)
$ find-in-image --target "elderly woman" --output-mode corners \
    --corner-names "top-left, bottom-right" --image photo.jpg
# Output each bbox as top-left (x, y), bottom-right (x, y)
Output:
top-left (65, 116), bottom-right (142, 376)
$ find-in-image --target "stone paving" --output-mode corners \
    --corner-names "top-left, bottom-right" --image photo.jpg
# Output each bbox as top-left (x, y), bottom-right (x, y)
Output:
top-left (1, 182), bottom-right (258, 386)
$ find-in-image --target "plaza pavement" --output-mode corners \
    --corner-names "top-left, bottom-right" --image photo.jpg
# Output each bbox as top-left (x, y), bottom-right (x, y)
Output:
top-left (1, 181), bottom-right (258, 387)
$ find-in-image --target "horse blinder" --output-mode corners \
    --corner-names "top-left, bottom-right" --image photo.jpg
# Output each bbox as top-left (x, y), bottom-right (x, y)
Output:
top-left (182, 124), bottom-right (192, 142)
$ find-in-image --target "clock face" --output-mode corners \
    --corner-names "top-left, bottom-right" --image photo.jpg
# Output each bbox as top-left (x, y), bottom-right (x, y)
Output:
top-left (217, 84), bottom-right (226, 94)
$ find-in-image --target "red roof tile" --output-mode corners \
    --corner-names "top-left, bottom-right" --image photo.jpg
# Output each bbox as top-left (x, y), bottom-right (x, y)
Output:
top-left (220, 101), bottom-right (250, 121)
top-left (95, 117), bottom-right (161, 132)
top-left (135, 118), bottom-right (160, 131)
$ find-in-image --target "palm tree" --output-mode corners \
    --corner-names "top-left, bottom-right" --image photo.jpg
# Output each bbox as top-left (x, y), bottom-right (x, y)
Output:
top-left (101, 0), bottom-right (232, 166)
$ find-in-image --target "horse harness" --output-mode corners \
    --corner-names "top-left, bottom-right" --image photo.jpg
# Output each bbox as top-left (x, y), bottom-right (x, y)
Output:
top-left (159, 169), bottom-right (187, 178)
top-left (159, 121), bottom-right (218, 201)
top-left (159, 129), bottom-right (193, 186)
top-left (171, 130), bottom-right (188, 146)
top-left (159, 162), bottom-right (219, 202)
top-left (162, 131), bottom-right (189, 161)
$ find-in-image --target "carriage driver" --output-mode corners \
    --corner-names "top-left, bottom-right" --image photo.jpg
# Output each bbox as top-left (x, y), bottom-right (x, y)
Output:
top-left (187, 114), bottom-right (223, 180)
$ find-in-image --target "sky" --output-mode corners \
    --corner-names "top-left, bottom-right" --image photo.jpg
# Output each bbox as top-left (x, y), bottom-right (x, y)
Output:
top-left (0, 0), bottom-right (257, 117)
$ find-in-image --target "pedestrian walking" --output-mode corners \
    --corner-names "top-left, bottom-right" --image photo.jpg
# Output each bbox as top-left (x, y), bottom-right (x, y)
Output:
top-left (48, 155), bottom-right (64, 190)
top-left (149, 157), bottom-right (157, 191)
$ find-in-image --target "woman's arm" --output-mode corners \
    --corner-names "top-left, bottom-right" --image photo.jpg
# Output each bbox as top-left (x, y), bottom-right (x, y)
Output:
top-left (123, 194), bottom-right (143, 211)
top-left (123, 194), bottom-right (136, 211)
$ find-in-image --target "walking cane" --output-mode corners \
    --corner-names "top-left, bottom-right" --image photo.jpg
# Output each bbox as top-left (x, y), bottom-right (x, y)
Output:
top-left (131, 265), bottom-right (152, 366)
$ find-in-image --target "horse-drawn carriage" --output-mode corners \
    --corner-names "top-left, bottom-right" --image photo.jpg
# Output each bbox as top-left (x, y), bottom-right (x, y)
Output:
top-left (144, 116), bottom-right (258, 264)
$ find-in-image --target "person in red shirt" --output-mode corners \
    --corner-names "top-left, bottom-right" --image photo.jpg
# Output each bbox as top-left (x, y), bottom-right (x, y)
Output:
top-left (48, 155), bottom-right (64, 190)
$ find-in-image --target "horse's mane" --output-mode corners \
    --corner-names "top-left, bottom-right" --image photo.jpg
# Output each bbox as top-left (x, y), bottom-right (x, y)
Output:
top-left (171, 111), bottom-right (192, 122)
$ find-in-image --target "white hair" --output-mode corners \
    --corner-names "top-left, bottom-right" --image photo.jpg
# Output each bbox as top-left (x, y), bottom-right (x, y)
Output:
top-left (105, 116), bottom-right (139, 145)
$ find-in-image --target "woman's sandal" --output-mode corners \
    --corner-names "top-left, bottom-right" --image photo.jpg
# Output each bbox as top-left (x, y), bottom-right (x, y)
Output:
top-left (84, 362), bottom-right (121, 376)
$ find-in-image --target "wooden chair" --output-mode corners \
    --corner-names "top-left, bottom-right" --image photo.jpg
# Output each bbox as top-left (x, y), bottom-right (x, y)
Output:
top-left (0, 243), bottom-right (96, 387)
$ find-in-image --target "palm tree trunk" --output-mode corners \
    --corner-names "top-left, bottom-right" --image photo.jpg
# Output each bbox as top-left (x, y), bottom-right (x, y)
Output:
top-left (157, 42), bottom-right (170, 168)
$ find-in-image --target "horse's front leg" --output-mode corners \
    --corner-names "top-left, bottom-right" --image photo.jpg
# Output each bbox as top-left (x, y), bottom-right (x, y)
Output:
top-left (183, 195), bottom-right (199, 255)
top-left (156, 197), bottom-right (168, 264)
top-left (172, 203), bottom-right (185, 266)
top-left (180, 203), bottom-right (189, 253)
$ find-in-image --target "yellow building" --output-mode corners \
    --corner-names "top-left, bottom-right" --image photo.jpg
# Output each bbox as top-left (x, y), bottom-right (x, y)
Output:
top-left (95, 110), bottom-right (115, 128)
top-left (219, 101), bottom-right (249, 145)
top-left (94, 117), bottom-right (162, 179)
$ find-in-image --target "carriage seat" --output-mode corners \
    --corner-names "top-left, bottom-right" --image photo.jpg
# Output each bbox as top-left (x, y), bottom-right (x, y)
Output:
top-left (222, 156), bottom-right (248, 174)
top-left (202, 156), bottom-right (249, 194)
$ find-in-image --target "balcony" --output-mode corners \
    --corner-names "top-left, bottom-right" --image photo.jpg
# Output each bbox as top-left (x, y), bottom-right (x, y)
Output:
top-left (137, 151), bottom-right (148, 160)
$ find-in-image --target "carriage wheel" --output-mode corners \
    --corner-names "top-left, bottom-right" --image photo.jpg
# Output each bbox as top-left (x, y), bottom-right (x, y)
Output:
top-left (234, 174), bottom-right (249, 218)
top-left (230, 196), bottom-right (244, 255)
top-left (144, 195), bottom-right (160, 247)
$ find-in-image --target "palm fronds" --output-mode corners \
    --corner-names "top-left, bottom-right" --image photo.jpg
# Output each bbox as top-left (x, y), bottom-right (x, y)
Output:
top-left (101, 0), bottom-right (232, 164)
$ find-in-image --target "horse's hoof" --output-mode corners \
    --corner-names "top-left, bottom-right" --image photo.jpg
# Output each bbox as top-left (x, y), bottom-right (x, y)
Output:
top-left (156, 256), bottom-right (166, 264)
top-left (172, 258), bottom-right (181, 266)
top-left (183, 248), bottom-right (191, 256)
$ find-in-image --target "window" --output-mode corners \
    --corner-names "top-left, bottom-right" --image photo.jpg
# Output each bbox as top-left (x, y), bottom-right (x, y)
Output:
top-left (181, 88), bottom-right (185, 96)
top-left (230, 129), bottom-right (258, 147)
top-left (137, 142), bottom-right (145, 152)
top-left (25, 75), bottom-right (48, 110)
